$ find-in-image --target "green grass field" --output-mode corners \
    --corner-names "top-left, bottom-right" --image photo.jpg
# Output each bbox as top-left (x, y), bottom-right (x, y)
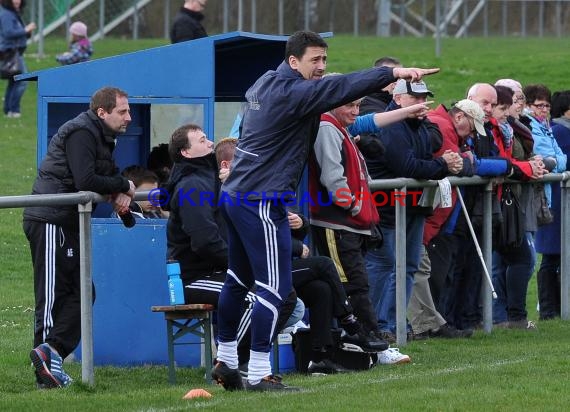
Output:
top-left (1, 35), bottom-right (569, 411)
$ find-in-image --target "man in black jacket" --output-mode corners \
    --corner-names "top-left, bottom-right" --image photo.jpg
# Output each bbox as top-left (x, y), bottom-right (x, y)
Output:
top-left (170, 0), bottom-right (208, 44)
top-left (23, 87), bottom-right (135, 389)
top-left (165, 127), bottom-right (297, 383)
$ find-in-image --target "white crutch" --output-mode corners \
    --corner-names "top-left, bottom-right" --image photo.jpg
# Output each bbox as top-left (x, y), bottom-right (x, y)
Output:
top-left (455, 187), bottom-right (498, 299)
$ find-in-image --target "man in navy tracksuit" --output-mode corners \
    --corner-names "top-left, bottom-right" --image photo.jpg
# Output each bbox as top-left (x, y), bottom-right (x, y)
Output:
top-left (212, 30), bottom-right (439, 391)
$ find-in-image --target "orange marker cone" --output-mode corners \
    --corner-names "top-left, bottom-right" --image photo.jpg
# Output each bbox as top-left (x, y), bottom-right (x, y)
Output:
top-left (183, 388), bottom-right (213, 400)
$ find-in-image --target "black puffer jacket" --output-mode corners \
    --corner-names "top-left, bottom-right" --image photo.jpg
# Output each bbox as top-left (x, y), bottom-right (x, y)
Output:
top-left (165, 153), bottom-right (228, 281)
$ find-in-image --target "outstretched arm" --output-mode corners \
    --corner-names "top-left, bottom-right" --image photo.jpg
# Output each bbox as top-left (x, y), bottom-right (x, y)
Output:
top-left (372, 101), bottom-right (433, 127)
top-left (392, 67), bottom-right (440, 82)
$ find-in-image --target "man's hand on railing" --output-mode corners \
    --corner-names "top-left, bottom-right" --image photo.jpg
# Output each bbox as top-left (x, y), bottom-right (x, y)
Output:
top-left (441, 150), bottom-right (463, 174)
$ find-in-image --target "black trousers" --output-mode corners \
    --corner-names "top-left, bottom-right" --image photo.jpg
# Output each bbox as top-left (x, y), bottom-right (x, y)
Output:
top-left (292, 256), bottom-right (355, 350)
top-left (311, 226), bottom-right (378, 333)
top-left (427, 231), bottom-right (459, 314)
top-left (292, 256), bottom-right (353, 320)
top-left (537, 253), bottom-right (561, 320)
top-left (23, 220), bottom-right (91, 359)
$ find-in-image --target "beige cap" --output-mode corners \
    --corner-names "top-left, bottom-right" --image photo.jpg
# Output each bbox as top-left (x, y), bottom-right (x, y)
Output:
top-left (454, 99), bottom-right (486, 136)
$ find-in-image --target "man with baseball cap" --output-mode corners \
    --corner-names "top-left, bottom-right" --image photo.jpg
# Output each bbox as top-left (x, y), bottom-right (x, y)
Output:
top-left (365, 78), bottom-right (464, 343)
top-left (407, 99), bottom-right (485, 339)
top-left (392, 79), bottom-right (435, 98)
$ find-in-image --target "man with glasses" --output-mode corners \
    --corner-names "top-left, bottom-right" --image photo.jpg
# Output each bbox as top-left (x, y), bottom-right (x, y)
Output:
top-left (170, 0), bottom-right (208, 44)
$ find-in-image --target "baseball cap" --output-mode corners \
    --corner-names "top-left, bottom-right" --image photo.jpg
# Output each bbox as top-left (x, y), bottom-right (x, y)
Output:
top-left (453, 99), bottom-right (486, 136)
top-left (392, 79), bottom-right (434, 97)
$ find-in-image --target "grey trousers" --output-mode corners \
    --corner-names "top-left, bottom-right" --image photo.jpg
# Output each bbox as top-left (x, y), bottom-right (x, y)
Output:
top-left (408, 245), bottom-right (446, 334)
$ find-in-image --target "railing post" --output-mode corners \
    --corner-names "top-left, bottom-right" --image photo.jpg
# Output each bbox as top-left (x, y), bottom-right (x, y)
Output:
top-left (395, 187), bottom-right (407, 345)
top-left (79, 200), bottom-right (94, 386)
top-left (561, 174), bottom-right (570, 319)
top-left (481, 182), bottom-right (493, 333)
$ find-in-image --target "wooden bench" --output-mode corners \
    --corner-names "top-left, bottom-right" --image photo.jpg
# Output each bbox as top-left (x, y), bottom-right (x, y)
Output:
top-left (151, 304), bottom-right (215, 384)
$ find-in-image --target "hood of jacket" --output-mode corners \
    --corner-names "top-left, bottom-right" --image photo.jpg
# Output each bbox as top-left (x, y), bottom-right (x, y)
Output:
top-left (163, 152), bottom-right (218, 198)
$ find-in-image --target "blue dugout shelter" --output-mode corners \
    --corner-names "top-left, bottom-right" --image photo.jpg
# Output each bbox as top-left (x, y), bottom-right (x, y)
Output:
top-left (18, 31), bottom-right (308, 367)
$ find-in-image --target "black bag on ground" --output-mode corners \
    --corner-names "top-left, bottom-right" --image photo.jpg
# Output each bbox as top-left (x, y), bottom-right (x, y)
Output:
top-left (292, 328), bottom-right (373, 373)
top-left (499, 185), bottom-right (525, 250)
top-left (0, 50), bottom-right (22, 79)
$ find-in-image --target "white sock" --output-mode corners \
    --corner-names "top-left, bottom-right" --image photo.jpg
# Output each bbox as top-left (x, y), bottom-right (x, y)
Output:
top-left (216, 341), bottom-right (238, 369)
top-left (247, 350), bottom-right (271, 385)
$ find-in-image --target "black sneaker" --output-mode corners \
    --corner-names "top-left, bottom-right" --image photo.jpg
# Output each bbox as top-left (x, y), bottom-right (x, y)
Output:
top-left (413, 330), bottom-right (430, 340)
top-left (430, 324), bottom-right (474, 338)
top-left (307, 359), bottom-right (351, 375)
top-left (342, 329), bottom-right (388, 352)
top-left (245, 375), bottom-right (300, 392)
top-left (211, 361), bottom-right (244, 391)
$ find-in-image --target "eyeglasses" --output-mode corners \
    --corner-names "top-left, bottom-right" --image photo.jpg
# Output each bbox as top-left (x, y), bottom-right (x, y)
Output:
top-left (531, 103), bottom-right (551, 110)
top-left (513, 97), bottom-right (526, 104)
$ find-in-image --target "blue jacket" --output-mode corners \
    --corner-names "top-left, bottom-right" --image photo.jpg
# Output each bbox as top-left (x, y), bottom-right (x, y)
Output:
top-left (535, 118), bottom-right (570, 254)
top-left (222, 62), bottom-right (396, 199)
top-left (526, 114), bottom-right (568, 206)
top-left (373, 101), bottom-right (449, 227)
top-left (0, 6), bottom-right (28, 52)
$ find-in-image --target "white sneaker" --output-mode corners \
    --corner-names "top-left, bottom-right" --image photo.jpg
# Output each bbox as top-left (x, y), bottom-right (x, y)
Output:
top-left (377, 347), bottom-right (411, 365)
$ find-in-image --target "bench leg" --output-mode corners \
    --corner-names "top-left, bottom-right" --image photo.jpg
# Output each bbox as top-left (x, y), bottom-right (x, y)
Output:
top-left (203, 315), bottom-right (213, 383)
top-left (166, 319), bottom-right (176, 384)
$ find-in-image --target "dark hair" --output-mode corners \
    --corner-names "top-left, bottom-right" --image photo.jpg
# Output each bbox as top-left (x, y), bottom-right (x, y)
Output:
top-left (551, 90), bottom-right (570, 119)
top-left (1, 0), bottom-right (26, 11)
top-left (495, 85), bottom-right (513, 106)
top-left (121, 165), bottom-right (158, 188)
top-left (169, 124), bottom-right (202, 163)
top-left (215, 137), bottom-right (238, 167)
top-left (89, 87), bottom-right (128, 114)
top-left (373, 56), bottom-right (401, 67)
top-left (147, 143), bottom-right (172, 184)
top-left (523, 84), bottom-right (551, 105)
top-left (285, 31), bottom-right (328, 61)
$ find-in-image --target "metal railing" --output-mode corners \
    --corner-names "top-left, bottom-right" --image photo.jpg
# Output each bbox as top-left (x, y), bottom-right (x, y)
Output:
top-left (1, 173), bottom-right (568, 384)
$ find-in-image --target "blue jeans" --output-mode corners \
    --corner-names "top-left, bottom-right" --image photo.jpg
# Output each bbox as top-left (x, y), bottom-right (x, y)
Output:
top-left (3, 54), bottom-right (27, 114)
top-left (368, 214), bottom-right (425, 333)
top-left (492, 232), bottom-right (536, 323)
top-left (365, 230), bottom-right (394, 324)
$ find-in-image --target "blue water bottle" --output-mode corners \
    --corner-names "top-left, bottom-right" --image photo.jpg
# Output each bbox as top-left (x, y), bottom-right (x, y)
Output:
top-left (167, 260), bottom-right (184, 305)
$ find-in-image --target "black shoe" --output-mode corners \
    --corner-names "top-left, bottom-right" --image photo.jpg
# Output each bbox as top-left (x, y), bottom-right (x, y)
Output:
top-left (342, 329), bottom-right (388, 352)
top-left (211, 361), bottom-right (244, 391)
top-left (245, 375), bottom-right (300, 392)
top-left (431, 324), bottom-right (473, 338)
top-left (307, 358), bottom-right (351, 375)
top-left (413, 330), bottom-right (430, 340)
